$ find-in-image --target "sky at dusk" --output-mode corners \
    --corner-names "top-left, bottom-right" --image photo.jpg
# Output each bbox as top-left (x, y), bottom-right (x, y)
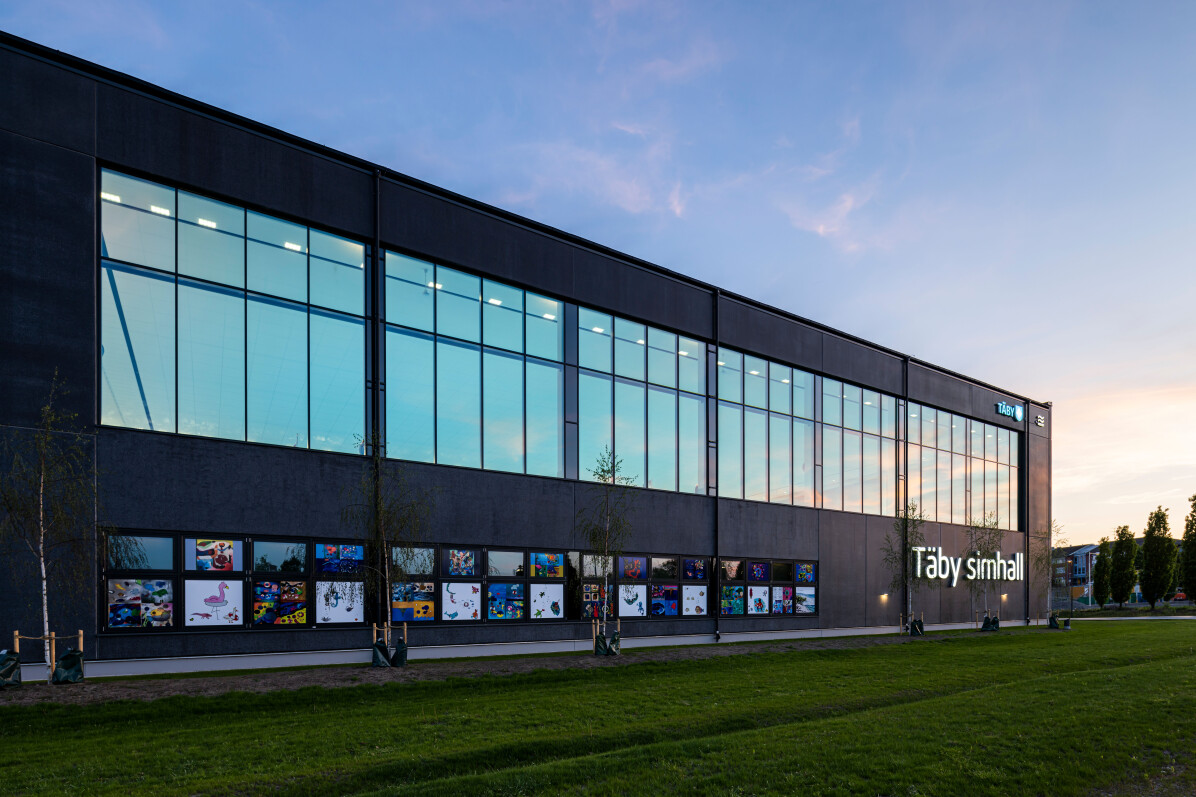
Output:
top-left (4, 1), bottom-right (1194, 544)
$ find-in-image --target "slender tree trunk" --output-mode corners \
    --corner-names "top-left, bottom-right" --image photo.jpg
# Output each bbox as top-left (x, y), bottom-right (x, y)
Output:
top-left (39, 453), bottom-right (51, 682)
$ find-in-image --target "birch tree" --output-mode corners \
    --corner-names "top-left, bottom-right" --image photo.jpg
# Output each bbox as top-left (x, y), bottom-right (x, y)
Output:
top-left (575, 446), bottom-right (635, 641)
top-left (965, 512), bottom-right (1006, 615)
top-left (880, 502), bottom-right (930, 632)
top-left (0, 376), bottom-right (112, 680)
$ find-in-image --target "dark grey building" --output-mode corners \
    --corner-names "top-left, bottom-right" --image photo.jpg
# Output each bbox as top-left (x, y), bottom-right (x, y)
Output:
top-left (0, 32), bottom-right (1051, 669)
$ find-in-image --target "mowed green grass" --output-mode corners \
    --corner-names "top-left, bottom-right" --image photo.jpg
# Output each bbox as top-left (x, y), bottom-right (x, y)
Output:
top-left (2, 623), bottom-right (1195, 796)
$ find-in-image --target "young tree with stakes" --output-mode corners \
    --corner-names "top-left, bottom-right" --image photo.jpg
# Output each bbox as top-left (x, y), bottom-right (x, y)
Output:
top-left (1092, 537), bottom-right (1112, 609)
top-left (575, 446), bottom-right (635, 645)
top-left (1029, 518), bottom-right (1065, 615)
top-left (340, 432), bottom-right (436, 632)
top-left (1111, 525), bottom-right (1137, 608)
top-left (0, 376), bottom-right (121, 681)
top-left (965, 512), bottom-right (1006, 616)
top-left (1182, 494), bottom-right (1196, 600)
top-left (1139, 506), bottom-right (1177, 610)
top-left (879, 502), bottom-right (930, 633)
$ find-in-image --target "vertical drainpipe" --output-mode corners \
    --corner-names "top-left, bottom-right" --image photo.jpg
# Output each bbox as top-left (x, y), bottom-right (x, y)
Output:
top-left (1023, 401), bottom-right (1031, 623)
top-left (371, 170), bottom-right (382, 451)
top-left (712, 288), bottom-right (721, 643)
top-left (901, 355), bottom-right (910, 630)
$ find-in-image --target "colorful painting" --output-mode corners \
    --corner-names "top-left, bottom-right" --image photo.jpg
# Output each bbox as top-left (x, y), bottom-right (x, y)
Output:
top-left (441, 582), bottom-right (481, 621)
top-left (747, 585), bottom-right (771, 614)
top-left (487, 583), bottom-right (526, 620)
top-left (748, 562), bottom-right (770, 582)
top-left (391, 581), bottom-right (434, 622)
top-left (447, 549), bottom-right (476, 576)
top-left (683, 558), bottom-right (707, 580)
top-left (107, 578), bottom-right (173, 628)
top-left (196, 539), bottom-right (235, 571)
top-left (650, 584), bottom-right (679, 616)
top-left (619, 556), bottom-right (646, 580)
top-left (721, 559), bottom-right (743, 581)
top-left (582, 583), bottom-right (612, 619)
top-left (682, 585), bottom-right (707, 616)
top-left (530, 583), bottom-right (564, 619)
top-left (720, 585), bottom-right (745, 615)
top-left (317, 581), bottom-right (363, 623)
top-left (619, 584), bottom-right (647, 617)
top-left (794, 586), bottom-right (817, 614)
top-left (253, 580), bottom-right (308, 625)
top-left (772, 586), bottom-right (793, 614)
top-left (184, 579), bottom-right (243, 626)
top-left (532, 552), bottom-right (564, 579)
top-left (797, 562), bottom-right (817, 583)
top-left (316, 543), bottom-right (364, 573)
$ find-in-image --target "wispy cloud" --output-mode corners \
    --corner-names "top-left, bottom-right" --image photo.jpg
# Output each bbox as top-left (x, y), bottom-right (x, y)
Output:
top-left (641, 38), bottom-right (725, 82)
top-left (668, 182), bottom-right (685, 217)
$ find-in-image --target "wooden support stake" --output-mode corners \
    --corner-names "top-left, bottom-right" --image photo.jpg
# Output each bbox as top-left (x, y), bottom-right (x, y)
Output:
top-left (49, 632), bottom-right (56, 672)
top-left (403, 622), bottom-right (408, 644)
top-left (11, 630), bottom-right (17, 655)
top-left (77, 629), bottom-right (83, 652)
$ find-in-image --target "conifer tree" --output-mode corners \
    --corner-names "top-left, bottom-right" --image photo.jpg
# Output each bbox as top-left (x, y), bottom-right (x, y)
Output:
top-left (1182, 494), bottom-right (1196, 600)
top-left (1110, 526), bottom-right (1136, 608)
top-left (1092, 537), bottom-right (1112, 609)
top-left (1140, 506), bottom-right (1176, 610)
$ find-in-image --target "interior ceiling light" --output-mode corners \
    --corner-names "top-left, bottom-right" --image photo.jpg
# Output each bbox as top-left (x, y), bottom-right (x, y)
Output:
top-left (487, 298), bottom-right (502, 306)
top-left (197, 218), bottom-right (217, 229)
top-left (749, 370), bottom-right (760, 375)
top-left (678, 350), bottom-right (688, 357)
top-left (717, 361), bottom-right (725, 366)
top-left (149, 205), bottom-right (171, 216)
top-left (592, 327), bottom-right (605, 334)
top-left (285, 242), bottom-right (303, 252)
top-left (782, 379), bottom-right (790, 384)
top-left (542, 313), bottom-right (556, 321)
top-left (100, 192), bottom-right (121, 203)
top-left (636, 339), bottom-right (645, 345)
top-left (427, 281), bottom-right (443, 289)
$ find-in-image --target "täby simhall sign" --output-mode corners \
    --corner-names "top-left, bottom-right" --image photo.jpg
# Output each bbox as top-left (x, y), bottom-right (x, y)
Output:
top-left (913, 547), bottom-right (1025, 588)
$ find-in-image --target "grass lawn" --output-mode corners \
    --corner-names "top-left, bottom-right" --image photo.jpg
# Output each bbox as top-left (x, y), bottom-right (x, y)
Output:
top-left (3, 622), bottom-right (1195, 795)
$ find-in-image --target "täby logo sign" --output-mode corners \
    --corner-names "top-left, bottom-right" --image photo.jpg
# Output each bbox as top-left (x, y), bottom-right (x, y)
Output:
top-left (995, 401), bottom-right (1023, 422)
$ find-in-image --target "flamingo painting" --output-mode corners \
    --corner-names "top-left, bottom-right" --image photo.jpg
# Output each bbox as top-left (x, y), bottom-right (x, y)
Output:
top-left (204, 582), bottom-right (230, 608)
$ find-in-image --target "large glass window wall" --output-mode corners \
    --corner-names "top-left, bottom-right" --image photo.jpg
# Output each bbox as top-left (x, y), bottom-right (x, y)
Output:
top-left (385, 253), bottom-right (565, 477)
top-left (818, 379), bottom-right (899, 515)
top-left (906, 402), bottom-right (1019, 530)
top-left (578, 309), bottom-right (706, 492)
top-left (100, 170), bottom-right (366, 453)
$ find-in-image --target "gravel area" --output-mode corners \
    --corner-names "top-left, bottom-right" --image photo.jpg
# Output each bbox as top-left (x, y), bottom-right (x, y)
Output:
top-left (0, 632), bottom-right (929, 707)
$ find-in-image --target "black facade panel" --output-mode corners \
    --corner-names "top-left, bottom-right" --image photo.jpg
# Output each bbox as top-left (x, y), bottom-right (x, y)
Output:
top-left (718, 297), bottom-right (822, 372)
top-left (817, 511), bottom-right (866, 628)
top-left (716, 500), bottom-right (817, 560)
top-left (864, 514), bottom-right (900, 627)
top-left (95, 85), bottom-right (373, 239)
top-left (908, 362), bottom-right (973, 417)
top-left (0, 130), bottom-right (95, 425)
top-left (822, 335), bottom-right (904, 395)
top-left (380, 178), bottom-right (577, 300)
top-left (572, 249), bottom-right (712, 340)
top-left (1027, 402), bottom-right (1051, 439)
top-left (0, 47), bottom-right (96, 154)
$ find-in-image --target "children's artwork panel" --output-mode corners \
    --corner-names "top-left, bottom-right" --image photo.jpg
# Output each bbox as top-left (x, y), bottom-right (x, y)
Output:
top-left (529, 583), bottom-right (565, 619)
top-left (391, 581), bottom-right (434, 622)
top-left (315, 543), bottom-right (365, 574)
top-left (107, 578), bottom-right (174, 628)
top-left (772, 586), bottom-right (793, 614)
top-left (582, 583), bottom-right (612, 619)
top-left (183, 579), bottom-right (244, 626)
top-left (797, 562), bottom-right (817, 583)
top-left (487, 583), bottom-right (526, 620)
top-left (441, 582), bottom-right (481, 621)
top-left (747, 585), bottom-right (771, 614)
top-left (682, 558), bottom-right (707, 580)
top-left (183, 538), bottom-right (243, 572)
top-left (619, 584), bottom-right (647, 617)
top-left (650, 584), bottom-right (679, 616)
top-left (531, 552), bottom-right (565, 579)
top-left (619, 556), bottom-right (646, 580)
top-left (720, 585), bottom-right (745, 615)
top-left (682, 585), bottom-right (707, 616)
top-left (316, 580), bottom-right (364, 623)
top-left (794, 586), bottom-right (817, 614)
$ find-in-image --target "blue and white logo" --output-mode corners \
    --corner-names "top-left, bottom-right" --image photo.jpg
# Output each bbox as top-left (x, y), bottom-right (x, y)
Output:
top-left (995, 401), bottom-right (1024, 422)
